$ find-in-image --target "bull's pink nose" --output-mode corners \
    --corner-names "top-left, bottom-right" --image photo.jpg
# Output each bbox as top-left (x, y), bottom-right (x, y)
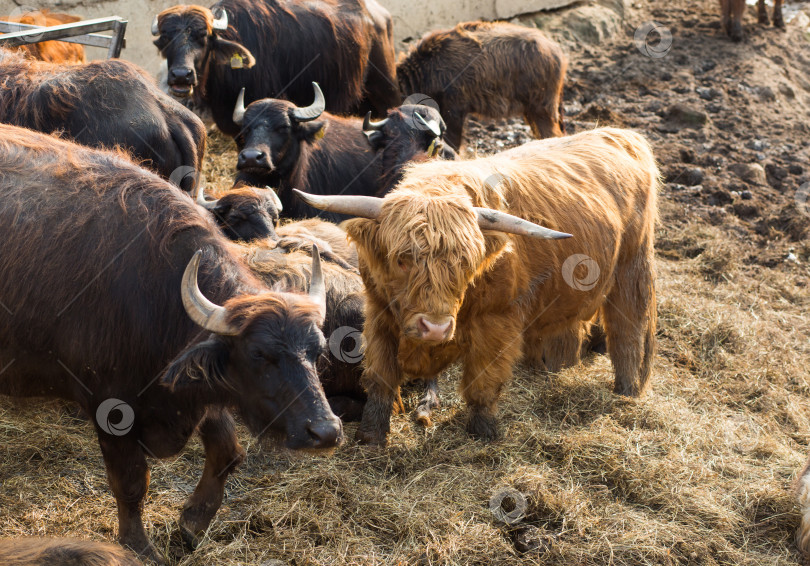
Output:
top-left (417, 317), bottom-right (451, 341)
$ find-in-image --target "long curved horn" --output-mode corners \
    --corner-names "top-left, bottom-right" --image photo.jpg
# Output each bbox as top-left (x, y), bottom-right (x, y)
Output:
top-left (181, 251), bottom-right (239, 335)
top-left (362, 111), bottom-right (389, 132)
top-left (195, 183), bottom-right (219, 210)
top-left (474, 208), bottom-right (572, 240)
top-left (291, 82), bottom-right (325, 122)
top-left (151, 15), bottom-right (159, 36)
top-left (232, 88), bottom-right (246, 126)
top-left (415, 112), bottom-right (441, 138)
top-left (264, 186), bottom-right (283, 212)
top-left (309, 244), bottom-right (326, 324)
top-left (293, 189), bottom-right (383, 219)
top-left (211, 7), bottom-right (228, 31)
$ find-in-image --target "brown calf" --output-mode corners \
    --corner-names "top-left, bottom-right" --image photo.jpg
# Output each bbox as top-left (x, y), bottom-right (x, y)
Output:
top-left (2, 10), bottom-right (85, 63)
top-left (397, 21), bottom-right (567, 150)
top-left (720, 0), bottom-right (784, 41)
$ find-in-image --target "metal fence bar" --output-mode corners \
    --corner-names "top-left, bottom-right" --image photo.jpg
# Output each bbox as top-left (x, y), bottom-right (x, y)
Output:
top-left (0, 17), bottom-right (126, 52)
top-left (0, 21), bottom-right (127, 50)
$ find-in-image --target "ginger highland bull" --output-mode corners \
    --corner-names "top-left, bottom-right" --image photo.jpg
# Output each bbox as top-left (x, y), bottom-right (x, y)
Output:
top-left (295, 127), bottom-right (659, 444)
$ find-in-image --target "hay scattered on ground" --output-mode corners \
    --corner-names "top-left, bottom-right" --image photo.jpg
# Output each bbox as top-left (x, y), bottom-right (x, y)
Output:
top-left (3, 0), bottom-right (810, 564)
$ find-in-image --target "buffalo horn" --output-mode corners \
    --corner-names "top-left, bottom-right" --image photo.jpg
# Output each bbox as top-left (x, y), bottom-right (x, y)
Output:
top-left (151, 15), bottom-right (159, 36)
top-left (309, 244), bottom-right (326, 324)
top-left (211, 7), bottom-right (228, 31)
top-left (362, 112), bottom-right (389, 131)
top-left (291, 82), bottom-right (325, 122)
top-left (232, 87), bottom-right (246, 125)
top-left (264, 186), bottom-right (283, 212)
top-left (292, 189), bottom-right (383, 219)
top-left (196, 183), bottom-right (219, 210)
top-left (181, 250), bottom-right (239, 335)
top-left (415, 112), bottom-right (441, 138)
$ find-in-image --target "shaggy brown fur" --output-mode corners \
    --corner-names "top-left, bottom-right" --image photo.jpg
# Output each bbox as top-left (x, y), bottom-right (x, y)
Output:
top-left (0, 537), bottom-right (141, 566)
top-left (154, 0), bottom-right (399, 136)
top-left (2, 10), bottom-right (85, 63)
top-left (0, 48), bottom-right (205, 192)
top-left (720, 0), bottom-right (783, 41)
top-left (345, 128), bottom-right (659, 445)
top-left (397, 21), bottom-right (567, 150)
top-left (0, 124), bottom-right (340, 562)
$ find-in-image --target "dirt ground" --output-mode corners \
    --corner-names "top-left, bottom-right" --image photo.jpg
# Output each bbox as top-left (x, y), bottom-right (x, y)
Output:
top-left (2, 0), bottom-right (810, 564)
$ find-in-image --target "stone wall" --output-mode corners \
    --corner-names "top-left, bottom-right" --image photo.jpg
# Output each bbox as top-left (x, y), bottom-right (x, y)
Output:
top-left (2, 0), bottom-right (577, 74)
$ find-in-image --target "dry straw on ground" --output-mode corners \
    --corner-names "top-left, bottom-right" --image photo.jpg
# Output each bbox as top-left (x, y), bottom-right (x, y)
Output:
top-left (3, 0), bottom-right (810, 563)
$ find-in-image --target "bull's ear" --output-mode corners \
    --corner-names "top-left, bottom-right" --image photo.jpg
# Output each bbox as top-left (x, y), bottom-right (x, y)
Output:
top-left (211, 37), bottom-right (256, 69)
top-left (299, 121), bottom-right (327, 144)
top-left (161, 338), bottom-right (229, 392)
top-left (364, 130), bottom-right (385, 151)
top-left (342, 218), bottom-right (383, 262)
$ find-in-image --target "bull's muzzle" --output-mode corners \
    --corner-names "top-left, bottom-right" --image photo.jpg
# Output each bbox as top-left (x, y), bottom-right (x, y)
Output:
top-left (167, 66), bottom-right (197, 95)
top-left (237, 148), bottom-right (273, 171)
top-left (290, 414), bottom-right (343, 450)
top-left (405, 314), bottom-right (455, 343)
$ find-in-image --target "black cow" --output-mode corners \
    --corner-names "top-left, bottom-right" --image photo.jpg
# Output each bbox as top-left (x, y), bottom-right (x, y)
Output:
top-left (0, 123), bottom-right (341, 563)
top-left (0, 47), bottom-right (205, 192)
top-left (231, 83), bottom-right (453, 221)
top-left (151, 0), bottom-right (400, 136)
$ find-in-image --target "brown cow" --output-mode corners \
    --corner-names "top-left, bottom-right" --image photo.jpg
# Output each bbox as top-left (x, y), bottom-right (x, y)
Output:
top-left (295, 127), bottom-right (659, 445)
top-left (720, 0), bottom-right (784, 41)
top-left (2, 9), bottom-right (85, 63)
top-left (397, 21), bottom-right (567, 150)
top-left (0, 537), bottom-right (141, 566)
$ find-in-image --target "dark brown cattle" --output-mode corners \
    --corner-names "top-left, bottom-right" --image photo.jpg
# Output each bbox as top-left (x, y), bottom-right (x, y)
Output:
top-left (1, 10), bottom-right (85, 63)
top-left (0, 47), bottom-right (205, 192)
top-left (197, 184), bottom-right (282, 241)
top-left (397, 21), bottom-right (567, 150)
top-left (0, 124), bottom-right (340, 563)
top-left (720, 0), bottom-right (784, 41)
top-left (231, 84), bottom-right (452, 221)
top-left (151, 0), bottom-right (399, 136)
top-left (0, 537), bottom-right (141, 566)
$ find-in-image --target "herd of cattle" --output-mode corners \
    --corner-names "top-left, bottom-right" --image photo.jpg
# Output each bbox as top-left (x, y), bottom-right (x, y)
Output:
top-left (0, 0), bottom-right (805, 564)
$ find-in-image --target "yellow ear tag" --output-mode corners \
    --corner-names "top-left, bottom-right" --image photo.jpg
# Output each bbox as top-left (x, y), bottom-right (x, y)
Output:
top-left (230, 54), bottom-right (243, 69)
top-left (427, 138), bottom-right (437, 157)
top-left (314, 126), bottom-right (326, 140)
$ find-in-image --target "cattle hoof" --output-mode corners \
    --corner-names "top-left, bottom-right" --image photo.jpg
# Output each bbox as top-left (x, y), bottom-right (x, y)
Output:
top-left (178, 521), bottom-right (202, 550)
top-left (355, 427), bottom-right (387, 446)
top-left (774, 17), bottom-right (785, 29)
top-left (466, 410), bottom-right (499, 442)
top-left (122, 536), bottom-right (164, 565)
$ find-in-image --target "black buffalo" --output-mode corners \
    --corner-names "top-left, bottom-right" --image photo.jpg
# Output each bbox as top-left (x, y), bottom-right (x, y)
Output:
top-left (231, 83), bottom-right (453, 221)
top-left (0, 124), bottom-right (341, 563)
top-left (152, 0), bottom-right (400, 136)
top-left (0, 47), bottom-right (205, 192)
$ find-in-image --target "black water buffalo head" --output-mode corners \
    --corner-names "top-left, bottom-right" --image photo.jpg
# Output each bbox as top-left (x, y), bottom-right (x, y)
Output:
top-left (197, 184), bottom-right (282, 241)
top-left (232, 82), bottom-right (326, 175)
top-left (162, 248), bottom-right (343, 450)
top-left (152, 5), bottom-right (255, 97)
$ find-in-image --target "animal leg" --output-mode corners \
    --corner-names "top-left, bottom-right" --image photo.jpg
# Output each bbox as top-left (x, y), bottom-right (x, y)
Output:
top-left (524, 108), bottom-right (562, 139)
top-left (773, 0), bottom-right (785, 28)
top-left (757, 0), bottom-right (770, 24)
top-left (602, 255), bottom-right (656, 397)
top-left (540, 324), bottom-right (585, 373)
top-left (97, 434), bottom-right (162, 564)
top-left (355, 315), bottom-right (404, 446)
top-left (459, 316), bottom-right (523, 441)
top-left (730, 0), bottom-right (745, 40)
top-left (442, 109), bottom-right (467, 152)
top-left (178, 408), bottom-right (245, 548)
top-left (414, 377), bottom-right (440, 427)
